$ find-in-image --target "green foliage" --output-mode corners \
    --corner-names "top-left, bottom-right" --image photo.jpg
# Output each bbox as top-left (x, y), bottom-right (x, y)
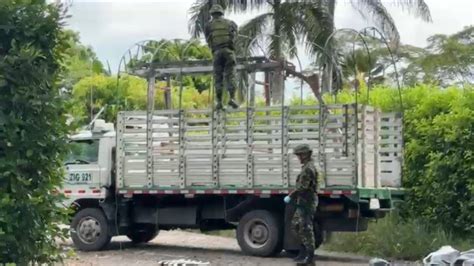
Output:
top-left (129, 39), bottom-right (212, 94)
top-left (61, 30), bottom-right (105, 92)
top-left (0, 0), bottom-right (69, 263)
top-left (326, 84), bottom-right (474, 238)
top-left (324, 213), bottom-right (473, 260)
top-left (402, 26), bottom-right (474, 86)
top-left (69, 74), bottom-right (212, 124)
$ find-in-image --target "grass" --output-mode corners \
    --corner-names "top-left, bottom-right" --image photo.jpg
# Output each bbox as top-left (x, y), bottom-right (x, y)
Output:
top-left (323, 214), bottom-right (473, 261)
top-left (187, 229), bottom-right (236, 238)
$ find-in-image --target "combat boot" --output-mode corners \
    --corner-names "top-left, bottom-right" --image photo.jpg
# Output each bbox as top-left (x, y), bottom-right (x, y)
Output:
top-left (292, 246), bottom-right (306, 262)
top-left (228, 99), bottom-right (239, 109)
top-left (296, 248), bottom-right (314, 265)
top-left (216, 102), bottom-right (225, 111)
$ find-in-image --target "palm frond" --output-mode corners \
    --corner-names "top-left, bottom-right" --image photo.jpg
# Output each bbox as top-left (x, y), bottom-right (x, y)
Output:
top-left (188, 0), bottom-right (219, 38)
top-left (188, 0), bottom-right (271, 38)
top-left (350, 0), bottom-right (400, 45)
top-left (236, 12), bottom-right (273, 56)
top-left (395, 0), bottom-right (432, 22)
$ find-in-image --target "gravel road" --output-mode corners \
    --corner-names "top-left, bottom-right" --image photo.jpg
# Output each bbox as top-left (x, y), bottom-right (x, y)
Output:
top-left (64, 230), bottom-right (372, 266)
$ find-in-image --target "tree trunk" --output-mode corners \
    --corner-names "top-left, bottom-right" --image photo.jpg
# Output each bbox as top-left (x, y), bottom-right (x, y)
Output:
top-left (270, 0), bottom-right (284, 105)
top-left (264, 72), bottom-right (271, 106)
top-left (321, 0), bottom-right (336, 94)
top-left (285, 66), bottom-right (324, 106)
top-left (164, 76), bottom-right (172, 109)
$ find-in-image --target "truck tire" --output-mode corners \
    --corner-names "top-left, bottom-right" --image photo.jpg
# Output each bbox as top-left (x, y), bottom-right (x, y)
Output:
top-left (70, 208), bottom-right (111, 251)
top-left (237, 210), bottom-right (283, 257)
top-left (127, 224), bottom-right (159, 244)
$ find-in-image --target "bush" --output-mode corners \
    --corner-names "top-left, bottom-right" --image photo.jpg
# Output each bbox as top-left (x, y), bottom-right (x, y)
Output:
top-left (323, 214), bottom-right (473, 261)
top-left (324, 85), bottom-right (474, 238)
top-left (0, 1), bottom-right (69, 263)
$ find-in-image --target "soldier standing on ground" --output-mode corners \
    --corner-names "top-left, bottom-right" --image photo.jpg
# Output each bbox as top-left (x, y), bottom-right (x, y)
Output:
top-left (285, 144), bottom-right (318, 265)
top-left (204, 4), bottom-right (239, 111)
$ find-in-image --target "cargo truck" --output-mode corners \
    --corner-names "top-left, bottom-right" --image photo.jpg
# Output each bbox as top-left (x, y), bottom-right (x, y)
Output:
top-left (62, 58), bottom-right (404, 256)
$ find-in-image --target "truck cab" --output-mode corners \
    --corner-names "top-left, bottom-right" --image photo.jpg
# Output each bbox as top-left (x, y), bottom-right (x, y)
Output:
top-left (62, 120), bottom-right (115, 212)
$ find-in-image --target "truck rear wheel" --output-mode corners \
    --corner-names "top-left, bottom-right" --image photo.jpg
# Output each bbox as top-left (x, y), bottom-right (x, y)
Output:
top-left (127, 224), bottom-right (159, 244)
top-left (71, 208), bottom-right (111, 251)
top-left (237, 210), bottom-right (283, 257)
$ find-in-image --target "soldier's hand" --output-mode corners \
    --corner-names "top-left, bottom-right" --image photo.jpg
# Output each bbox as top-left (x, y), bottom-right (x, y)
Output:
top-left (284, 195), bottom-right (291, 204)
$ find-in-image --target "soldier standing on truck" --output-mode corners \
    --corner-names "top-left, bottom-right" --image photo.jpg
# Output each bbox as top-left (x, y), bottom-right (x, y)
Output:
top-left (204, 4), bottom-right (240, 111)
top-left (285, 144), bottom-right (318, 265)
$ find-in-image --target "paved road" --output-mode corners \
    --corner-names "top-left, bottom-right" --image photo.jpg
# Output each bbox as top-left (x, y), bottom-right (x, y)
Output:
top-left (64, 230), bottom-right (371, 266)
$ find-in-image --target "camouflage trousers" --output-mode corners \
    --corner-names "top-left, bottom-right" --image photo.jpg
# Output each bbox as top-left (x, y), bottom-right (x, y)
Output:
top-left (212, 48), bottom-right (237, 102)
top-left (291, 204), bottom-right (316, 251)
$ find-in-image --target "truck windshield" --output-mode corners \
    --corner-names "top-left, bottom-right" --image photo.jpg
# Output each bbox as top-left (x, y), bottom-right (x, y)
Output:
top-left (66, 140), bottom-right (99, 165)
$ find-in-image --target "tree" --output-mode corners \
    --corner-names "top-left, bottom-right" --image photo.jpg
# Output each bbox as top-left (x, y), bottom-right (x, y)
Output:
top-left (189, 0), bottom-right (431, 98)
top-left (0, 0), bottom-right (69, 263)
top-left (128, 39), bottom-right (213, 108)
top-left (61, 30), bottom-right (106, 92)
top-left (322, 84), bottom-right (474, 238)
top-left (303, 0), bottom-right (432, 93)
top-left (401, 26), bottom-right (474, 86)
top-left (69, 74), bottom-right (212, 125)
top-left (188, 0), bottom-right (332, 104)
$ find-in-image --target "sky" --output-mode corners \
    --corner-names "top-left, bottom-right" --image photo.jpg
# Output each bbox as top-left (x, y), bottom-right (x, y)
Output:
top-left (64, 0), bottom-right (474, 97)
top-left (65, 0), bottom-right (474, 70)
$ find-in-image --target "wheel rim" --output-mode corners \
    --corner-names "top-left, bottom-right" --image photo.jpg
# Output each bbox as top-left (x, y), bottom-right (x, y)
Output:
top-left (243, 218), bottom-right (270, 249)
top-left (77, 216), bottom-right (102, 244)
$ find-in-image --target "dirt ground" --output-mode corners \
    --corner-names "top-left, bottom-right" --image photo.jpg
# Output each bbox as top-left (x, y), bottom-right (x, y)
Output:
top-left (63, 230), bottom-right (374, 266)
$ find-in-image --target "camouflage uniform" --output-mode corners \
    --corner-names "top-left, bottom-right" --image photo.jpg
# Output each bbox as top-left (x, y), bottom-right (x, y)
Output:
top-left (290, 144), bottom-right (318, 262)
top-left (204, 4), bottom-right (239, 109)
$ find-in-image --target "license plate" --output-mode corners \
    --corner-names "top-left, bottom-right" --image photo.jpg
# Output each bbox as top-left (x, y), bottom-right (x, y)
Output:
top-left (67, 172), bottom-right (92, 184)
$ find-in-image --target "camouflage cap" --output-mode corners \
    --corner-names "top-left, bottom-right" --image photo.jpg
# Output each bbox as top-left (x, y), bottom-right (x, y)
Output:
top-left (293, 144), bottom-right (312, 155)
top-left (210, 4), bottom-right (224, 15)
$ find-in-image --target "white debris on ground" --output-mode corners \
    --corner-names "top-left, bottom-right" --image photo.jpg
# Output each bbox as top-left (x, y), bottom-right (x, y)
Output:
top-left (423, 246), bottom-right (474, 266)
top-left (158, 259), bottom-right (210, 266)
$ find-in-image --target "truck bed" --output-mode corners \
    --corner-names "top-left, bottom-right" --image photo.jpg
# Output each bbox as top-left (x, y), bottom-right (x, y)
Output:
top-left (115, 104), bottom-right (403, 197)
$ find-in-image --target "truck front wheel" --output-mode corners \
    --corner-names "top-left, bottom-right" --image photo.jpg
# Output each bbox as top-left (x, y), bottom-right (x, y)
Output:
top-left (70, 208), bottom-right (111, 251)
top-left (127, 224), bottom-right (159, 244)
top-left (237, 210), bottom-right (283, 257)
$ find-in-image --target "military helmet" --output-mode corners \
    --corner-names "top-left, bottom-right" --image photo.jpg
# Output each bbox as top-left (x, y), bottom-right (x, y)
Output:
top-left (293, 144), bottom-right (312, 155)
top-left (210, 4), bottom-right (224, 15)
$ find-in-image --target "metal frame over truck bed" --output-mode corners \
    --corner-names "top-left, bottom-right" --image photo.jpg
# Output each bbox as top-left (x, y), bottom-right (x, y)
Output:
top-left (120, 57), bottom-right (404, 204)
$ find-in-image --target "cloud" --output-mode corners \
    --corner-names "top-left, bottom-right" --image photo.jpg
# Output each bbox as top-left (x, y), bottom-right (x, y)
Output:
top-left (65, 0), bottom-right (474, 72)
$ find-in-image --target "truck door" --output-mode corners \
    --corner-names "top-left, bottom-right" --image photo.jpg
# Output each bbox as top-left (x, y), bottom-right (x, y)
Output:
top-left (65, 139), bottom-right (101, 190)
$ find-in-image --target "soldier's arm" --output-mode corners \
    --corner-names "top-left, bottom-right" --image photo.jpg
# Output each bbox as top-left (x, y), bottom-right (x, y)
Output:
top-left (291, 168), bottom-right (316, 199)
top-left (230, 20), bottom-right (238, 43)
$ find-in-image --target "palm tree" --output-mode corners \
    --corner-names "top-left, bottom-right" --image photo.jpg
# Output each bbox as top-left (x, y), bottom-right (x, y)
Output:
top-left (188, 0), bottom-right (332, 104)
top-left (303, 0), bottom-right (432, 93)
top-left (131, 39), bottom-right (213, 108)
top-left (189, 0), bottom-right (431, 99)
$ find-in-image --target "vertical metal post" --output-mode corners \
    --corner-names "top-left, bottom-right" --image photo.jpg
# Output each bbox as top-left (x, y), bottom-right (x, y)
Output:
top-left (282, 106), bottom-right (289, 187)
top-left (264, 72), bottom-right (270, 106)
top-left (116, 112), bottom-right (124, 188)
top-left (344, 104), bottom-right (349, 157)
top-left (374, 108), bottom-right (380, 188)
top-left (354, 103), bottom-right (360, 187)
top-left (146, 74), bottom-right (156, 188)
top-left (319, 104), bottom-right (327, 186)
top-left (246, 107), bottom-right (254, 187)
top-left (165, 76), bottom-right (172, 109)
top-left (211, 109), bottom-right (219, 187)
top-left (249, 72), bottom-right (256, 107)
top-left (178, 109), bottom-right (186, 188)
top-left (361, 105), bottom-right (366, 187)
